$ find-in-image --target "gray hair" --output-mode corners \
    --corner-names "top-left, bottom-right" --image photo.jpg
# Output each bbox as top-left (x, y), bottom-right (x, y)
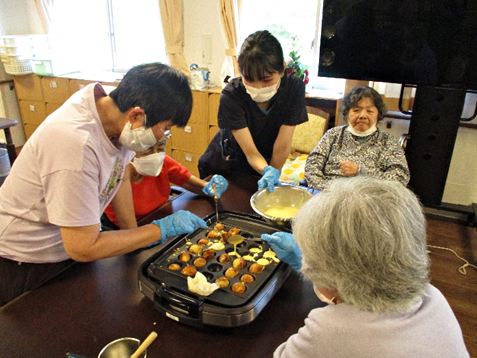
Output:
top-left (340, 86), bottom-right (387, 121)
top-left (292, 177), bottom-right (429, 313)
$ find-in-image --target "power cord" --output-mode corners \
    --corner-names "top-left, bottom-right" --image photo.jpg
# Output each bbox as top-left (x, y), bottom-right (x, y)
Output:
top-left (428, 244), bottom-right (477, 275)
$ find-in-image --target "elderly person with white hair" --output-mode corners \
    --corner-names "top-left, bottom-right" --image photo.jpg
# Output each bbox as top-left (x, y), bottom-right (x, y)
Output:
top-left (262, 177), bottom-right (469, 357)
top-left (304, 86), bottom-right (410, 190)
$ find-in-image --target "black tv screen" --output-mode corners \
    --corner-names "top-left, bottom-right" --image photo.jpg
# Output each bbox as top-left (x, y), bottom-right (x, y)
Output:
top-left (318, 0), bottom-right (477, 90)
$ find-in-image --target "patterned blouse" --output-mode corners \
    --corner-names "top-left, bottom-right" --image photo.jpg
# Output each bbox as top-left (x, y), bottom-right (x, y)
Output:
top-left (304, 125), bottom-right (410, 190)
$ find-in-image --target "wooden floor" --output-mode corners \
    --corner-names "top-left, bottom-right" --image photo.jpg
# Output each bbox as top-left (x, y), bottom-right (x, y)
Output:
top-left (425, 213), bottom-right (477, 356)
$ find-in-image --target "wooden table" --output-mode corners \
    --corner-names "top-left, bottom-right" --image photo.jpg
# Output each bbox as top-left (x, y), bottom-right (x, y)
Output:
top-left (0, 173), bottom-right (321, 358)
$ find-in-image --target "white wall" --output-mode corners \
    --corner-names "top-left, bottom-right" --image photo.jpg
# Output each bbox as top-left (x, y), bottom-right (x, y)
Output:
top-left (0, 0), bottom-right (43, 147)
top-left (183, 0), bottom-right (228, 87)
top-left (0, 84), bottom-right (22, 145)
top-left (0, 0), bottom-right (43, 35)
top-left (378, 118), bottom-right (477, 206)
top-left (440, 127), bottom-right (477, 205)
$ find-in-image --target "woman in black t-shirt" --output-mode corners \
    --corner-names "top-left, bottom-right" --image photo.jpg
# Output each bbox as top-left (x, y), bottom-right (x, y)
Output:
top-left (198, 30), bottom-right (308, 192)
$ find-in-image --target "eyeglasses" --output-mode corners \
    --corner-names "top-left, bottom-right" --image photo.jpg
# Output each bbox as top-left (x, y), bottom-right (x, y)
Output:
top-left (160, 127), bottom-right (172, 139)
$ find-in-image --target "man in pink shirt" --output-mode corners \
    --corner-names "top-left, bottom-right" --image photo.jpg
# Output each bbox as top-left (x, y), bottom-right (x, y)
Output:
top-left (0, 63), bottom-right (207, 306)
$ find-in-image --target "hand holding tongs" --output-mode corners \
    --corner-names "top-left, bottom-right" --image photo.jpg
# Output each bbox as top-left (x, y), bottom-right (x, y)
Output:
top-left (212, 182), bottom-right (219, 222)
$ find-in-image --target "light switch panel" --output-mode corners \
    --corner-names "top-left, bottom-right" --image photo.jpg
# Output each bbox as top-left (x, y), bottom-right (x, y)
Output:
top-left (201, 34), bottom-right (212, 64)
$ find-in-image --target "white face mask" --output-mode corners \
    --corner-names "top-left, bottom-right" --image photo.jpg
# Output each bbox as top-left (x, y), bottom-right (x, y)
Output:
top-left (346, 123), bottom-right (378, 137)
top-left (243, 77), bottom-right (280, 103)
top-left (314, 285), bottom-right (336, 305)
top-left (118, 120), bottom-right (157, 152)
top-left (317, 291), bottom-right (336, 305)
top-left (132, 151), bottom-right (165, 177)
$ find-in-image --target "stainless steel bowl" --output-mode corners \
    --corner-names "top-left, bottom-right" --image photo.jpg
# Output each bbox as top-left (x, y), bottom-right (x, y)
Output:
top-left (250, 185), bottom-right (314, 229)
top-left (98, 337), bottom-right (146, 358)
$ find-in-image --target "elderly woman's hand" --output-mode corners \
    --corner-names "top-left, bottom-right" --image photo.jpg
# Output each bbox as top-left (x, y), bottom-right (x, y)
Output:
top-left (261, 232), bottom-right (302, 271)
top-left (339, 160), bottom-right (359, 176)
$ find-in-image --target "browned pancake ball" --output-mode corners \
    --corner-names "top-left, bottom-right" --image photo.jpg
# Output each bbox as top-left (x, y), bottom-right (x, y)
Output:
top-left (168, 263), bottom-right (181, 271)
top-left (193, 257), bottom-right (207, 267)
top-left (207, 230), bottom-right (221, 239)
top-left (225, 267), bottom-right (239, 278)
top-left (189, 244), bottom-right (202, 254)
top-left (240, 274), bottom-right (254, 284)
top-left (214, 223), bottom-right (225, 231)
top-left (228, 227), bottom-right (241, 236)
top-left (218, 253), bottom-right (231, 264)
top-left (231, 282), bottom-right (246, 294)
top-left (197, 238), bottom-right (210, 246)
top-left (215, 277), bottom-right (230, 288)
top-left (178, 252), bottom-right (191, 262)
top-left (221, 232), bottom-right (231, 243)
top-left (202, 249), bottom-right (215, 259)
top-left (232, 258), bottom-right (247, 269)
top-left (181, 265), bottom-right (197, 276)
top-left (249, 263), bottom-right (265, 274)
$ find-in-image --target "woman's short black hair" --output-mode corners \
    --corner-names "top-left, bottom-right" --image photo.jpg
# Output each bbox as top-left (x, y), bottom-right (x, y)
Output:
top-left (238, 30), bottom-right (284, 82)
top-left (340, 86), bottom-right (387, 121)
top-left (109, 62), bottom-right (192, 128)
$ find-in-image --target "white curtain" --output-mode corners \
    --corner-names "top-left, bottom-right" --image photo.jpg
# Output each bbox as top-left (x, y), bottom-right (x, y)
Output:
top-left (34, 0), bottom-right (55, 33)
top-left (219, 0), bottom-right (241, 87)
top-left (158, 0), bottom-right (189, 77)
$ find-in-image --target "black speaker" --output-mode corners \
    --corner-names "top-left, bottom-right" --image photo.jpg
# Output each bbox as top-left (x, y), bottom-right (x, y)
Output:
top-left (405, 86), bottom-right (467, 206)
top-left (318, 0), bottom-right (477, 90)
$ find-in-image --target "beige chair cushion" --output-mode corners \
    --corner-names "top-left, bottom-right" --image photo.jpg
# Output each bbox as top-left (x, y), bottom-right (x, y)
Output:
top-left (281, 107), bottom-right (329, 184)
top-left (291, 113), bottom-right (327, 154)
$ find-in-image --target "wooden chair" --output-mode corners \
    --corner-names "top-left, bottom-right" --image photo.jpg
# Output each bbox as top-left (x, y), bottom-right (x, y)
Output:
top-left (0, 117), bottom-right (18, 165)
top-left (291, 106), bottom-right (330, 153)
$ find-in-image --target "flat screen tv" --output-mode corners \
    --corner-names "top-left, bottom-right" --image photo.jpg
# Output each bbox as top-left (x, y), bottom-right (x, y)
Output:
top-left (318, 0), bottom-right (477, 91)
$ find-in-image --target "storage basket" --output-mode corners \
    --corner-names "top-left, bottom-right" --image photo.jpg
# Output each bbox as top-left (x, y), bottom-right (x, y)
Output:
top-left (0, 34), bottom-right (47, 47)
top-left (0, 54), bottom-right (32, 75)
top-left (0, 35), bottom-right (50, 68)
top-left (0, 45), bottom-right (32, 56)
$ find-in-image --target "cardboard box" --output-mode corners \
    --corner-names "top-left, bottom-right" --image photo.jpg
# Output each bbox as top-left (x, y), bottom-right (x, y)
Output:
top-left (170, 123), bottom-right (208, 153)
top-left (171, 149), bottom-right (200, 177)
top-left (13, 75), bottom-right (43, 101)
top-left (41, 76), bottom-right (70, 103)
top-left (18, 100), bottom-right (47, 126)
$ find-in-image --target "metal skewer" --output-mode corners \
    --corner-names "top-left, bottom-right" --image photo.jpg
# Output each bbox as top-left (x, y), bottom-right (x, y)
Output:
top-left (212, 182), bottom-right (219, 223)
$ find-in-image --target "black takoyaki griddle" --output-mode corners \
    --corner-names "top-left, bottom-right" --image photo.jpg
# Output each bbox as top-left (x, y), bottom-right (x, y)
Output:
top-left (138, 211), bottom-right (293, 327)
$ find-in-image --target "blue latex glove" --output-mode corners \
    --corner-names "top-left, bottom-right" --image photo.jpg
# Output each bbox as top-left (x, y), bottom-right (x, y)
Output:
top-left (261, 232), bottom-right (302, 271)
top-left (152, 210), bottom-right (207, 243)
top-left (258, 165), bottom-right (281, 193)
top-left (202, 174), bottom-right (229, 198)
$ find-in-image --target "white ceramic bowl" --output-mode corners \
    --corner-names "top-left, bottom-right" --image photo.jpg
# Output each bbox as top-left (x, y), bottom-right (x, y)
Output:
top-left (250, 185), bottom-right (314, 229)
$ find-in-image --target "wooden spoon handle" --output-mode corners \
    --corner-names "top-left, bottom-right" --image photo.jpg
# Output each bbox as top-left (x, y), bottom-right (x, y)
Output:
top-left (130, 331), bottom-right (157, 358)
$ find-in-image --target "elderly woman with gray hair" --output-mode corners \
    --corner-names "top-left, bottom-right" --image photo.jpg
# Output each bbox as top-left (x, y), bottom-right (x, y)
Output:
top-left (262, 177), bottom-right (469, 357)
top-left (304, 86), bottom-right (410, 190)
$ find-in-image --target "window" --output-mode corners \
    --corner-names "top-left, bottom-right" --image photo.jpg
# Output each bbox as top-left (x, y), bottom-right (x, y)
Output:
top-left (48, 0), bottom-right (166, 73)
top-left (107, 0), bottom-right (166, 71)
top-left (240, 0), bottom-right (344, 93)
